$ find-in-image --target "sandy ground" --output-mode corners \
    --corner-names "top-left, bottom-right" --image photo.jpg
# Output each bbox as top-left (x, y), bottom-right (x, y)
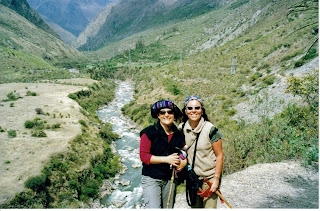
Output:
top-left (0, 78), bottom-right (97, 204)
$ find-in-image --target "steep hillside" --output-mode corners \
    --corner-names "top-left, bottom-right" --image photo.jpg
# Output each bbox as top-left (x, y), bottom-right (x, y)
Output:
top-left (77, 0), bottom-right (231, 50)
top-left (41, 15), bottom-right (77, 45)
top-left (27, 0), bottom-right (116, 38)
top-left (0, 4), bottom-right (85, 83)
top-left (0, 0), bottom-right (59, 38)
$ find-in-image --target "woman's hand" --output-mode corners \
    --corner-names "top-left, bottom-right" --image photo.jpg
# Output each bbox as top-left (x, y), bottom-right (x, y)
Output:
top-left (176, 158), bottom-right (187, 172)
top-left (166, 153), bottom-right (180, 167)
top-left (209, 177), bottom-right (219, 193)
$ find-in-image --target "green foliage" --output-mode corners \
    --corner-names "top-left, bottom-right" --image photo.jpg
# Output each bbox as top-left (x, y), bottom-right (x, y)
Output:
top-left (24, 120), bottom-right (35, 128)
top-left (224, 102), bottom-right (318, 174)
top-left (121, 101), bottom-right (156, 128)
top-left (0, 126), bottom-right (4, 132)
top-left (261, 75), bottom-right (276, 85)
top-left (3, 91), bottom-right (21, 101)
top-left (26, 91), bottom-right (37, 96)
top-left (81, 179), bottom-right (99, 199)
top-left (286, 70), bottom-right (319, 112)
top-left (51, 123), bottom-right (61, 129)
top-left (99, 123), bottom-right (119, 144)
top-left (78, 120), bottom-right (87, 127)
top-left (8, 129), bottom-right (16, 138)
top-left (25, 175), bottom-right (47, 192)
top-left (248, 72), bottom-right (263, 82)
top-left (31, 130), bottom-right (47, 137)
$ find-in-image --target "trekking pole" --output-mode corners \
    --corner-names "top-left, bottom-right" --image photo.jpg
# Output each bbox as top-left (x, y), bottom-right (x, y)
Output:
top-left (166, 168), bottom-right (175, 208)
top-left (203, 178), bottom-right (234, 208)
top-left (215, 190), bottom-right (233, 208)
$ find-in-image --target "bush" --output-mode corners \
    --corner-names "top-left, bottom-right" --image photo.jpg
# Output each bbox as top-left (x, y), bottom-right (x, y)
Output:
top-left (8, 130), bottom-right (16, 138)
top-left (24, 175), bottom-right (46, 192)
top-left (51, 123), bottom-right (61, 129)
top-left (3, 92), bottom-right (20, 102)
top-left (35, 108), bottom-right (44, 114)
top-left (25, 120), bottom-right (35, 128)
top-left (262, 75), bottom-right (276, 85)
top-left (81, 179), bottom-right (99, 198)
top-left (26, 91), bottom-right (37, 96)
top-left (31, 130), bottom-right (47, 137)
top-left (78, 120), bottom-right (87, 127)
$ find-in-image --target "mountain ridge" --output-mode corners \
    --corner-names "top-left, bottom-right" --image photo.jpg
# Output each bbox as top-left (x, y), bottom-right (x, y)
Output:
top-left (26, 0), bottom-right (116, 43)
top-left (77, 0), bottom-right (231, 50)
top-left (0, 0), bottom-right (59, 38)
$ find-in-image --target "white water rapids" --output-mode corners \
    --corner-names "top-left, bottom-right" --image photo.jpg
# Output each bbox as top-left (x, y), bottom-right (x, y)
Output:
top-left (96, 81), bottom-right (144, 208)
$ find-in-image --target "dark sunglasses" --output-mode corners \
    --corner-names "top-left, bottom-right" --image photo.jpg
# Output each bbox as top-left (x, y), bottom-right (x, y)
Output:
top-left (186, 106), bottom-right (201, 111)
top-left (159, 110), bottom-right (174, 115)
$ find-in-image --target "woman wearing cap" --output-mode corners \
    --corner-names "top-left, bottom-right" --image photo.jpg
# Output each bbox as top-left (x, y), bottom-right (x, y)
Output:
top-left (180, 95), bottom-right (223, 208)
top-left (139, 100), bottom-right (187, 208)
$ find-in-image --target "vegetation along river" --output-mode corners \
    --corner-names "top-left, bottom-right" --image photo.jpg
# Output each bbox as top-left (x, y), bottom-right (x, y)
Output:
top-left (96, 81), bottom-right (144, 208)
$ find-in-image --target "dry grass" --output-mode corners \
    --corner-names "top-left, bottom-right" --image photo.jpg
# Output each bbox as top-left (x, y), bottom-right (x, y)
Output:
top-left (0, 78), bottom-right (97, 204)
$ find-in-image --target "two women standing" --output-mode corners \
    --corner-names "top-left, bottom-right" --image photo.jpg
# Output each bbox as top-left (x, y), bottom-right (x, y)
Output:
top-left (139, 96), bottom-right (223, 208)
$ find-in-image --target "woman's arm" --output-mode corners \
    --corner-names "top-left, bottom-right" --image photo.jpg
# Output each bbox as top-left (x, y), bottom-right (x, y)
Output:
top-left (210, 138), bottom-right (223, 192)
top-left (140, 133), bottom-right (180, 166)
top-left (150, 153), bottom-right (180, 167)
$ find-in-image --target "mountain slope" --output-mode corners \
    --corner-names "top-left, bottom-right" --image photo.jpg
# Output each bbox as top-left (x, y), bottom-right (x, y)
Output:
top-left (0, 0), bottom-right (59, 38)
top-left (76, 0), bottom-right (231, 50)
top-left (0, 4), bottom-right (84, 83)
top-left (27, 0), bottom-right (116, 38)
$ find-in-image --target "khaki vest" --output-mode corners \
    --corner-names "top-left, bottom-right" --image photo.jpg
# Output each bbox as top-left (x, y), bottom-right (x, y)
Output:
top-left (179, 117), bottom-right (216, 179)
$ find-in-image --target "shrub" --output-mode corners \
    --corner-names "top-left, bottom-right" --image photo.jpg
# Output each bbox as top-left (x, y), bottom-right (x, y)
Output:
top-left (8, 130), bottom-right (16, 138)
top-left (51, 123), bottom-right (61, 129)
top-left (0, 126), bottom-right (4, 132)
top-left (68, 93), bottom-right (77, 100)
top-left (262, 75), bottom-right (276, 85)
top-left (35, 108), bottom-right (44, 114)
top-left (3, 92), bottom-right (20, 102)
top-left (26, 91), bottom-right (37, 96)
top-left (81, 179), bottom-right (99, 198)
top-left (10, 103), bottom-right (14, 107)
top-left (25, 120), bottom-right (35, 128)
top-left (24, 175), bottom-right (46, 192)
top-left (79, 120), bottom-right (87, 127)
top-left (31, 130), bottom-right (47, 137)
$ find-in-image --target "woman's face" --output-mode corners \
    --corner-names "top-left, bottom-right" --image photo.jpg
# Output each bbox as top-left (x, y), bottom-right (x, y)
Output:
top-left (186, 100), bottom-right (202, 122)
top-left (158, 108), bottom-right (174, 126)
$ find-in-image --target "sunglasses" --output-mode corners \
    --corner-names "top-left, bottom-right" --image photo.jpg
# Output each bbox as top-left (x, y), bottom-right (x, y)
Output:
top-left (159, 110), bottom-right (174, 115)
top-left (186, 106), bottom-right (201, 111)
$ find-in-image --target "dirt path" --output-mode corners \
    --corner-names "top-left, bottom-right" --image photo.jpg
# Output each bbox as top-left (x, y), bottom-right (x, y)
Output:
top-left (0, 78), bottom-right (97, 205)
top-left (174, 161), bottom-right (319, 208)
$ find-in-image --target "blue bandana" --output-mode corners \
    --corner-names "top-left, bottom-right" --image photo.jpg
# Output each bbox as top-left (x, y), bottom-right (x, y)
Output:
top-left (184, 95), bottom-right (203, 106)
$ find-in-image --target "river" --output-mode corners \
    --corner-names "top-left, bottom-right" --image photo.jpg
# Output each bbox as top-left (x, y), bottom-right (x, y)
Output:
top-left (96, 81), bottom-right (144, 208)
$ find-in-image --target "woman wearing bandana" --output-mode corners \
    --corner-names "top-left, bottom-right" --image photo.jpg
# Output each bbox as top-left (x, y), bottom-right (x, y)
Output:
top-left (139, 100), bottom-right (186, 208)
top-left (180, 95), bottom-right (223, 208)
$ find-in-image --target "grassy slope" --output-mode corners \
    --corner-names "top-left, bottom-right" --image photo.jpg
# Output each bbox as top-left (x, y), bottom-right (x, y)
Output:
top-left (0, 5), bottom-right (87, 83)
